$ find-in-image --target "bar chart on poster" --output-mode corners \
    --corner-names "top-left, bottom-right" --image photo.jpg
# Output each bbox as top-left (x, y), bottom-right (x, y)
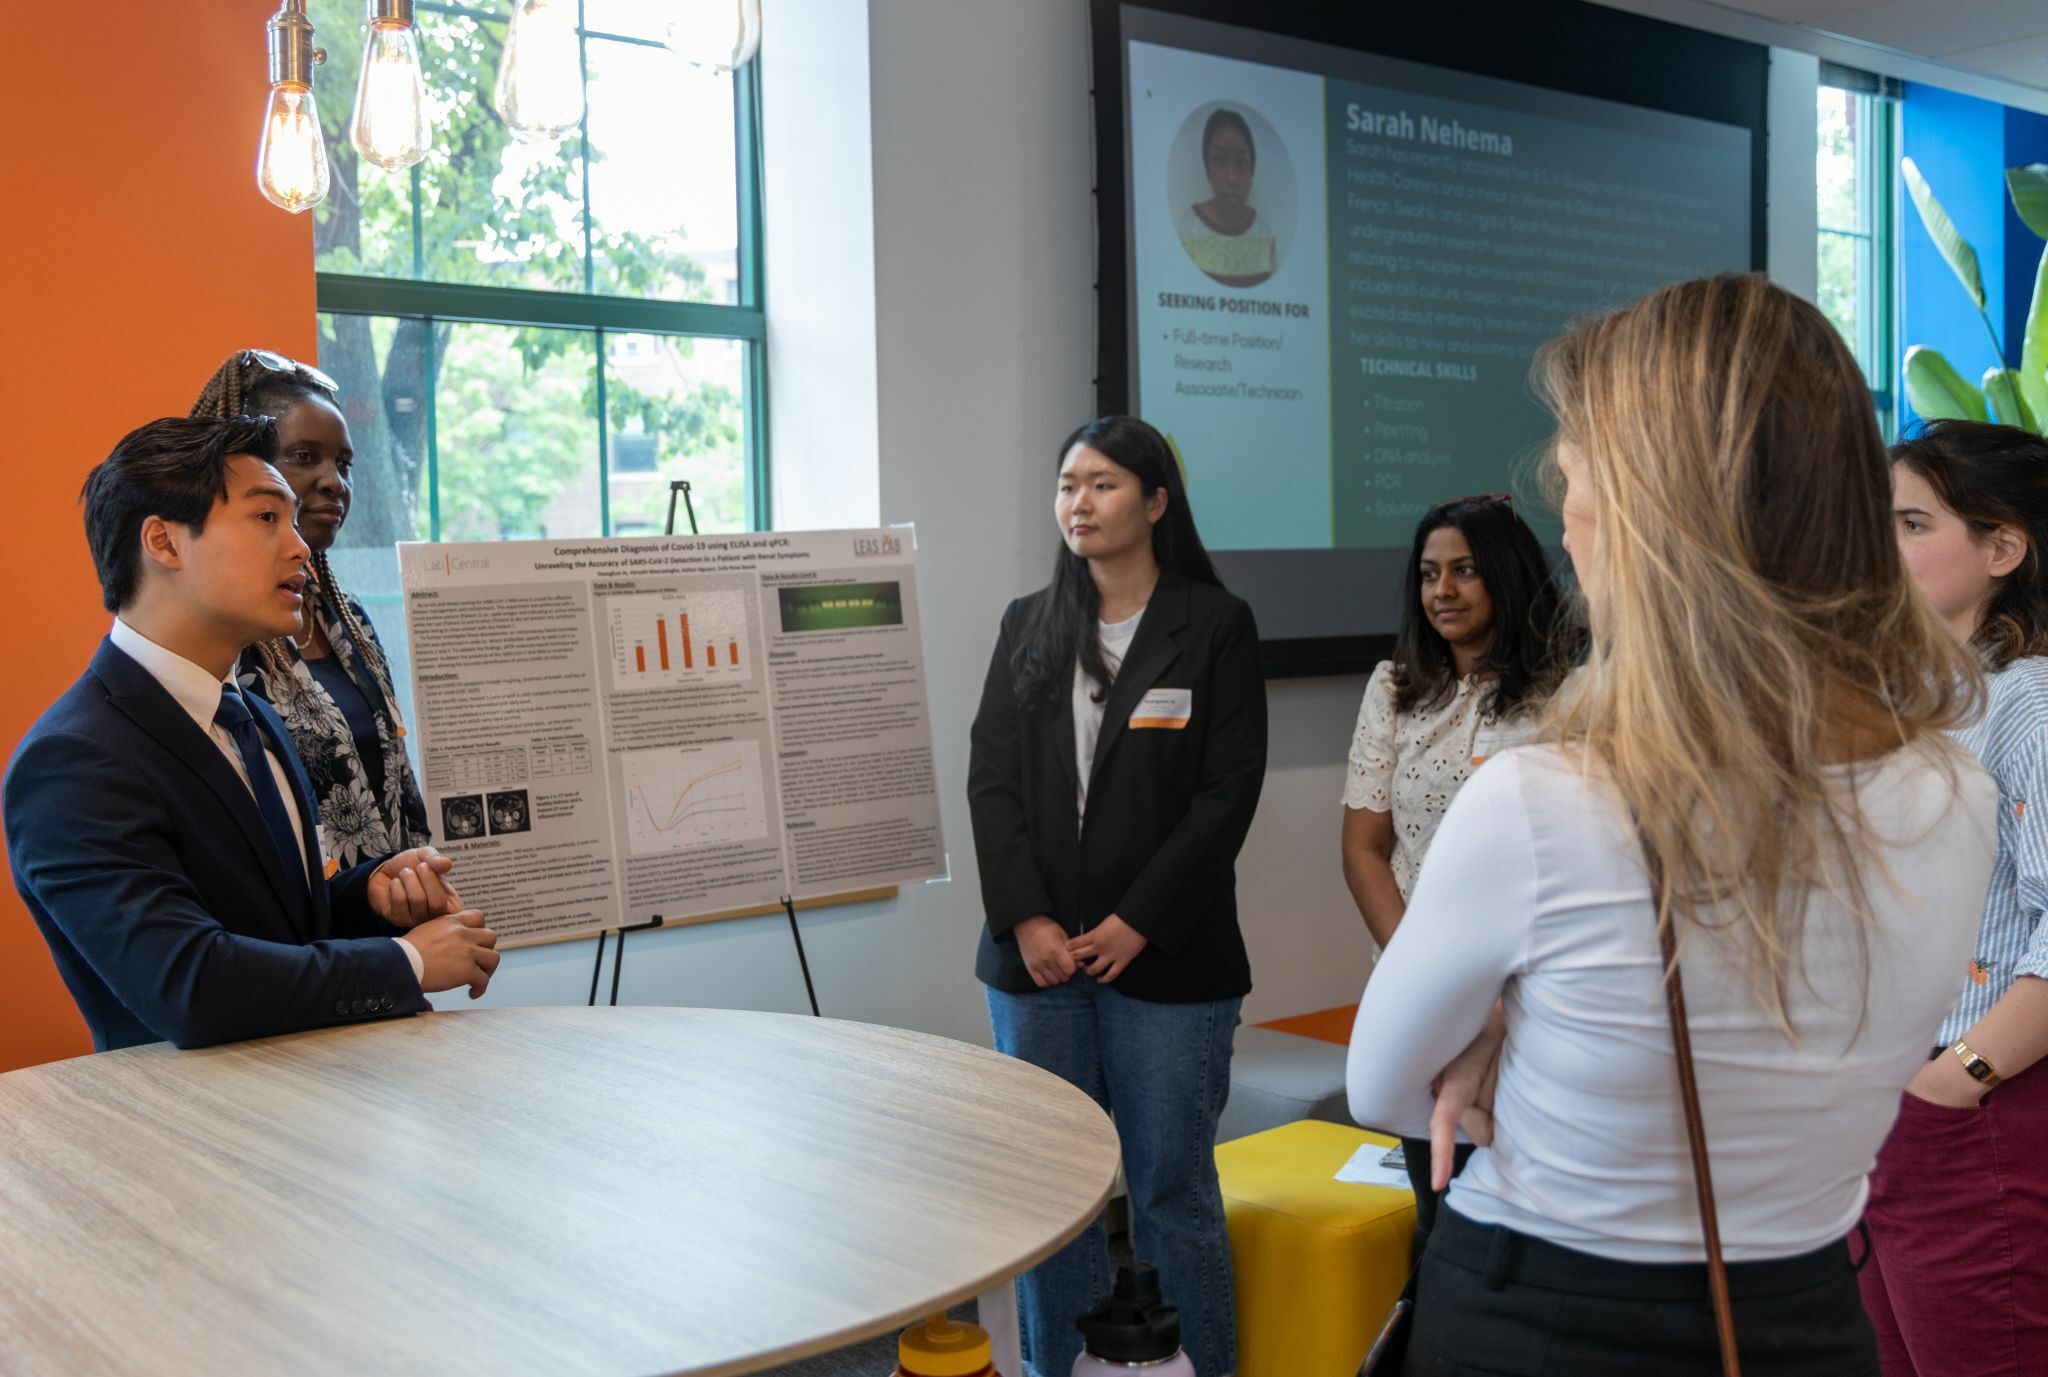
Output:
top-left (398, 529), bottom-right (946, 944)
top-left (608, 589), bottom-right (751, 688)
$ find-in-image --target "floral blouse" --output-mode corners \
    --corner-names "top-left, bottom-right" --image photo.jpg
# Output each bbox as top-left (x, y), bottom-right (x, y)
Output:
top-left (237, 591), bottom-right (430, 868)
top-left (1174, 205), bottom-right (1277, 280)
top-left (1343, 660), bottom-right (1534, 900)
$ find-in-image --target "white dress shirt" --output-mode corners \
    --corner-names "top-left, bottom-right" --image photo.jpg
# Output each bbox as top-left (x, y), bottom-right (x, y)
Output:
top-left (109, 619), bottom-right (422, 985)
top-left (1347, 739), bottom-right (1997, 1262)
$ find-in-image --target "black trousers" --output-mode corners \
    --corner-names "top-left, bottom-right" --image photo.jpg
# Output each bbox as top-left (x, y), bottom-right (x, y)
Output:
top-left (1399, 1135), bottom-right (1476, 1261)
top-left (1404, 1205), bottom-right (1879, 1376)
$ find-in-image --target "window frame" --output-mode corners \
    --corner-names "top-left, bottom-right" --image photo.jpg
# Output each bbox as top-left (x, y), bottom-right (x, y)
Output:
top-left (314, 0), bottom-right (770, 537)
top-left (1817, 64), bottom-right (1900, 434)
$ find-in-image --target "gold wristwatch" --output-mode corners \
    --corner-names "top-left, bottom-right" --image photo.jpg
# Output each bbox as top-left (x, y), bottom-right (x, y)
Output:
top-left (1952, 1039), bottom-right (2003, 1089)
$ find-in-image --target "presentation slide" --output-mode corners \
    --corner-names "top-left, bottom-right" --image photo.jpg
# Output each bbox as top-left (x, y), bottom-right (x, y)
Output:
top-left (1116, 7), bottom-right (1755, 642)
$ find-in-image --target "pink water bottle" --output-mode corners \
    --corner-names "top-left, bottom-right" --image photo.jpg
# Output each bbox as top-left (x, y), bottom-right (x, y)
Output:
top-left (1072, 1262), bottom-right (1196, 1376)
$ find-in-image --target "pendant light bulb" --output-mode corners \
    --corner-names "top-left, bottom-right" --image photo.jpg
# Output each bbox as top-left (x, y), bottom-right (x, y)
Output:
top-left (257, 1), bottom-right (331, 214)
top-left (494, 0), bottom-right (584, 142)
top-left (666, 0), bottom-right (762, 74)
top-left (351, 0), bottom-right (429, 172)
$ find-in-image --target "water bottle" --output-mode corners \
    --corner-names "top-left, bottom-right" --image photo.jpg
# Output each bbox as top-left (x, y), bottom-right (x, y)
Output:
top-left (895, 1313), bottom-right (1000, 1377)
top-left (1073, 1262), bottom-right (1196, 1375)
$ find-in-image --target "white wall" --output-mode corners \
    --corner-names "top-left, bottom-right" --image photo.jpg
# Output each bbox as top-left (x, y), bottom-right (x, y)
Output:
top-left (763, 0), bottom-right (882, 532)
top-left (442, 0), bottom-right (1830, 1044)
top-left (862, 0), bottom-right (1382, 1035)
top-left (1768, 47), bottom-right (1821, 304)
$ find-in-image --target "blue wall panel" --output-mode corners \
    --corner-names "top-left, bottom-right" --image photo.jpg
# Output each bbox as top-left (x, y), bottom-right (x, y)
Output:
top-left (1900, 82), bottom-right (2007, 428)
top-left (2002, 105), bottom-right (2048, 366)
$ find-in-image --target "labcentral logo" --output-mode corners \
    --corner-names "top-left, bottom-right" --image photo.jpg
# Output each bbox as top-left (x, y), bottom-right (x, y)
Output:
top-left (853, 534), bottom-right (902, 558)
top-left (422, 550), bottom-right (494, 577)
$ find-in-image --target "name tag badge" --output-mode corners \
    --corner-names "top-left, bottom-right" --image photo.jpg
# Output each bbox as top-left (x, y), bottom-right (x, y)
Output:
top-left (1130, 687), bottom-right (1193, 730)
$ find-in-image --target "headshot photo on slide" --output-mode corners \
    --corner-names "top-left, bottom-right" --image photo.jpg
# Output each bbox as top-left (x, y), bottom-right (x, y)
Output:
top-left (1169, 100), bottom-right (1297, 289)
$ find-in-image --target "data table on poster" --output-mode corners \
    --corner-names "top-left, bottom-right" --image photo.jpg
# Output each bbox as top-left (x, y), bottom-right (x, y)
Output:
top-left (531, 737), bottom-right (594, 780)
top-left (422, 745), bottom-right (531, 795)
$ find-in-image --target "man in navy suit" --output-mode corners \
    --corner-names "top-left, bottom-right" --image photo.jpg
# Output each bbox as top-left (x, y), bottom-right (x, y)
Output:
top-left (4, 415), bottom-right (500, 1051)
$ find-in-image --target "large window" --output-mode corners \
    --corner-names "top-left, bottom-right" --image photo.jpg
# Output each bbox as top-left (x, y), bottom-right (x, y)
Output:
top-left (307, 0), bottom-right (764, 713)
top-left (1816, 66), bottom-right (1899, 430)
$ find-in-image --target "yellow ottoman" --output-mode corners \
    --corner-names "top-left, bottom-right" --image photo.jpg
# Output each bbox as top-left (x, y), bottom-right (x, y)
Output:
top-left (1216, 1120), bottom-right (1415, 1377)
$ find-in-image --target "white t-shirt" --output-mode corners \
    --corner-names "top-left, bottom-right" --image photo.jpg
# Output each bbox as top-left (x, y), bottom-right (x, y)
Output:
top-left (1347, 739), bottom-right (1996, 1263)
top-left (1074, 609), bottom-right (1144, 819)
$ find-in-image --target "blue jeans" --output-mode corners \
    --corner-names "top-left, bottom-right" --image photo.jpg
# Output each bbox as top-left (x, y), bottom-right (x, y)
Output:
top-left (986, 978), bottom-right (1240, 1377)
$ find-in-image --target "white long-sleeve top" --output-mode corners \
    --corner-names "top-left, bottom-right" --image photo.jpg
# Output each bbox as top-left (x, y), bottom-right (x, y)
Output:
top-left (1346, 739), bottom-right (1996, 1263)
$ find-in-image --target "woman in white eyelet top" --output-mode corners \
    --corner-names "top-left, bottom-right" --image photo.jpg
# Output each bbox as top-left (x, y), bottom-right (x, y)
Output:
top-left (1344, 664), bottom-right (1531, 901)
top-left (1340, 495), bottom-right (1568, 950)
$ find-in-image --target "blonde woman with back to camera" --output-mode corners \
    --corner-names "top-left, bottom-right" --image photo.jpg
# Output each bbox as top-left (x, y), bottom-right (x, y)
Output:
top-left (1346, 274), bottom-right (1999, 1374)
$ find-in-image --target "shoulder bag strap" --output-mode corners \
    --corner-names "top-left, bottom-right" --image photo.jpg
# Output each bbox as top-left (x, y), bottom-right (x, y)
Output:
top-left (1650, 861), bottom-right (1742, 1377)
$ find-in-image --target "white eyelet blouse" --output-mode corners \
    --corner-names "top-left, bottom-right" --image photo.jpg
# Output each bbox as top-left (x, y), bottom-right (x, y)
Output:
top-left (1343, 660), bottom-right (1533, 900)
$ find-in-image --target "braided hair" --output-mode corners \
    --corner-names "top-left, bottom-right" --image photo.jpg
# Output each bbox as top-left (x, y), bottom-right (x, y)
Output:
top-left (188, 352), bottom-right (395, 706)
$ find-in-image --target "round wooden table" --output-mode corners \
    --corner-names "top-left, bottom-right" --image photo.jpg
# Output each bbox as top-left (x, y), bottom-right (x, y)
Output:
top-left (0, 1007), bottom-right (1121, 1376)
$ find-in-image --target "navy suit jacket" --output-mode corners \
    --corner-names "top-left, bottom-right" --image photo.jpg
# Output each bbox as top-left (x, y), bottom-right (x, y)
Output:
top-left (4, 638), bottom-right (428, 1051)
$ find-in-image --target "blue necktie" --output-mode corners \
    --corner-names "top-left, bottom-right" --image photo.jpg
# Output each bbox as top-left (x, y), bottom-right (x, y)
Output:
top-left (214, 688), bottom-right (308, 894)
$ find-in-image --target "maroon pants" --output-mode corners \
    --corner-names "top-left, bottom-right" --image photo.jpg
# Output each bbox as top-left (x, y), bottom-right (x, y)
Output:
top-left (1859, 1059), bottom-right (2048, 1375)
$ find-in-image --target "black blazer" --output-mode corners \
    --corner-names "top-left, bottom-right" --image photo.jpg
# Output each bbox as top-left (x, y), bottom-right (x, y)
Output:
top-left (968, 571), bottom-right (1268, 1002)
top-left (3, 639), bottom-right (428, 1052)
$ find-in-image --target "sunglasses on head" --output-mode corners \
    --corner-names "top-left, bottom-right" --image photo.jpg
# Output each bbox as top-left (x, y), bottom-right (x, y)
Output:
top-left (239, 348), bottom-right (340, 397)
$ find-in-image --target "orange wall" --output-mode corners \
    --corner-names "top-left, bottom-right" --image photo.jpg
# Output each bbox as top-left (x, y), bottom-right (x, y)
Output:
top-left (0, 1), bottom-right (316, 1070)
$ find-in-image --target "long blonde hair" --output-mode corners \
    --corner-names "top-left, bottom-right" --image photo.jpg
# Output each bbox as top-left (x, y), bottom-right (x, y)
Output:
top-left (1532, 274), bottom-right (1980, 1033)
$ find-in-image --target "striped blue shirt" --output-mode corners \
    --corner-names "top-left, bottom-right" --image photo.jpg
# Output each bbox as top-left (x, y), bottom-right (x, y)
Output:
top-left (1941, 656), bottom-right (2048, 1045)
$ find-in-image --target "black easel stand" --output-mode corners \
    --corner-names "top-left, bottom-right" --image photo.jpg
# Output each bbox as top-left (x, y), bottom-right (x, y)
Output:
top-left (589, 483), bottom-right (701, 1009)
top-left (585, 481), bottom-right (820, 1017)
top-left (783, 897), bottom-right (821, 1018)
top-left (587, 916), bottom-right (665, 1007)
top-left (665, 480), bottom-right (698, 539)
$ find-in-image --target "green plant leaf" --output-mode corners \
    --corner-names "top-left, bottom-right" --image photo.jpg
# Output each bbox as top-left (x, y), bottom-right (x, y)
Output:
top-left (2008, 164), bottom-right (2048, 242)
top-left (1904, 156), bottom-right (1988, 310)
top-left (1983, 366), bottom-right (2038, 430)
top-left (1905, 346), bottom-right (1989, 422)
top-left (2019, 241), bottom-right (2048, 434)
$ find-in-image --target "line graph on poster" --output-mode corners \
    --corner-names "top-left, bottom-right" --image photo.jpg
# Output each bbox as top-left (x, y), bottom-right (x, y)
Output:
top-left (621, 739), bottom-right (769, 855)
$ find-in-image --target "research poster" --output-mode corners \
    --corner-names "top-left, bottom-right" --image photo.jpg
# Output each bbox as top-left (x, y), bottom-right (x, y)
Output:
top-left (398, 528), bottom-right (945, 945)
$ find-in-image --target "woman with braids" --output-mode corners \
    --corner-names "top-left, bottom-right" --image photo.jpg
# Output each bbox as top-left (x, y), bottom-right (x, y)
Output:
top-left (1862, 420), bottom-right (2048, 1375)
top-left (190, 349), bottom-right (430, 866)
top-left (968, 414), bottom-right (1267, 1377)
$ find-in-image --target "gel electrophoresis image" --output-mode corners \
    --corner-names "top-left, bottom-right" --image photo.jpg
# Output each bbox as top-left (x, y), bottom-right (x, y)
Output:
top-left (777, 582), bottom-right (905, 633)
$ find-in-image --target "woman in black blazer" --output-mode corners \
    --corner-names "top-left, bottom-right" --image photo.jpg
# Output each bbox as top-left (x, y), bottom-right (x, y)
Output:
top-left (968, 414), bottom-right (1267, 1377)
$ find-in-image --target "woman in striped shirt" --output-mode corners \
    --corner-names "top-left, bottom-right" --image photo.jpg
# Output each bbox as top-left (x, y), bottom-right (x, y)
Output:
top-left (1871, 419), bottom-right (2048, 1375)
